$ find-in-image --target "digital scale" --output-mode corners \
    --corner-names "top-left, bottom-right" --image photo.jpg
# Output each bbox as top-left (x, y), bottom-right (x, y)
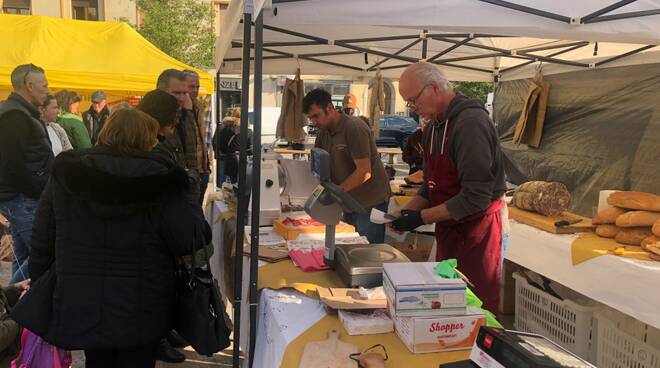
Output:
top-left (304, 148), bottom-right (409, 287)
top-left (441, 327), bottom-right (595, 368)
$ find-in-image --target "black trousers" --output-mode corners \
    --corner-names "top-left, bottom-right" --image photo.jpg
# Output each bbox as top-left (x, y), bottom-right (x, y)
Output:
top-left (84, 342), bottom-right (159, 368)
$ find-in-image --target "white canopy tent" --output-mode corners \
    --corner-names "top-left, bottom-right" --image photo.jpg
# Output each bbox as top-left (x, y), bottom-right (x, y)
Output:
top-left (216, 0), bottom-right (660, 82)
top-left (216, 2), bottom-right (660, 367)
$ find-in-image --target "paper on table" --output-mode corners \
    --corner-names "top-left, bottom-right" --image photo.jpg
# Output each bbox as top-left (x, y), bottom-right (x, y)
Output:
top-left (370, 208), bottom-right (396, 224)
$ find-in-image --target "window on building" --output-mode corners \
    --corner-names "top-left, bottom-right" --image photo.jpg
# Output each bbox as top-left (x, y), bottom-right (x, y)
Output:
top-left (2, 0), bottom-right (31, 15)
top-left (72, 0), bottom-right (99, 21)
top-left (304, 81), bottom-right (352, 107)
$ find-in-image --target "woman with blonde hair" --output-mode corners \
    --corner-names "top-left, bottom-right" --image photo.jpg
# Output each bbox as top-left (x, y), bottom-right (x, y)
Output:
top-left (13, 107), bottom-right (211, 368)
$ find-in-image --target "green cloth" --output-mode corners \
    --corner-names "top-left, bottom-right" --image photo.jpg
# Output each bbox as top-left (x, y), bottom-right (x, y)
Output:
top-left (434, 258), bottom-right (459, 279)
top-left (58, 113), bottom-right (92, 149)
top-left (435, 259), bottom-right (502, 328)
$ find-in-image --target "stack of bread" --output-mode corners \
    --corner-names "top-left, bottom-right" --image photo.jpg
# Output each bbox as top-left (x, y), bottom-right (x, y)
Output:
top-left (592, 191), bottom-right (660, 259)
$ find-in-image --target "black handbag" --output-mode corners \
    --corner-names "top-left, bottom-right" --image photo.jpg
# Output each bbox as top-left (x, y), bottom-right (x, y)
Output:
top-left (174, 224), bottom-right (231, 356)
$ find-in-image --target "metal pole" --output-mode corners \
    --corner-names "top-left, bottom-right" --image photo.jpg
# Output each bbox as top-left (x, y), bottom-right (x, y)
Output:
top-left (232, 11), bottom-right (251, 368)
top-left (368, 39), bottom-right (422, 71)
top-left (500, 42), bottom-right (590, 74)
top-left (421, 30), bottom-right (428, 59)
top-left (583, 9), bottom-right (660, 23)
top-left (426, 37), bottom-right (474, 62)
top-left (248, 10), bottom-right (263, 368)
top-left (581, 0), bottom-right (638, 23)
top-left (215, 70), bottom-right (221, 189)
top-left (595, 45), bottom-right (656, 66)
top-left (477, 0), bottom-right (571, 23)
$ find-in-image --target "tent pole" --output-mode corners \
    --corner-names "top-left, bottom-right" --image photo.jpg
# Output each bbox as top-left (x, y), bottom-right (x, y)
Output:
top-left (368, 39), bottom-right (422, 71)
top-left (422, 29), bottom-right (429, 59)
top-left (584, 9), bottom-right (660, 23)
top-left (581, 0), bottom-right (638, 23)
top-left (500, 42), bottom-right (591, 74)
top-left (426, 37), bottom-right (474, 62)
top-left (232, 11), bottom-right (252, 368)
top-left (595, 45), bottom-right (657, 66)
top-left (215, 71), bottom-right (221, 189)
top-left (477, 0), bottom-right (571, 23)
top-left (248, 9), bottom-right (263, 368)
top-left (518, 41), bottom-right (590, 53)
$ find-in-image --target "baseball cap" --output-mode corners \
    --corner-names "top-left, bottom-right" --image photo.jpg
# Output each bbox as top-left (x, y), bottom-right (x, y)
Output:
top-left (91, 90), bottom-right (106, 104)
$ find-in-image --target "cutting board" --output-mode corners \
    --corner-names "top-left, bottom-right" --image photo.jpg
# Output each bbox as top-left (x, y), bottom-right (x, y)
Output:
top-left (299, 329), bottom-right (358, 368)
top-left (509, 206), bottom-right (594, 234)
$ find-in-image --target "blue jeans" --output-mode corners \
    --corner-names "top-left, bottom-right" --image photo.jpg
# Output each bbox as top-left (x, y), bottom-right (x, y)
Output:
top-left (0, 194), bottom-right (39, 283)
top-left (344, 201), bottom-right (388, 243)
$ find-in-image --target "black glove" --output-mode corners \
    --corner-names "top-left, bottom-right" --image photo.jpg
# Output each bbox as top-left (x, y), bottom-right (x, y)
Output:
top-left (392, 210), bottom-right (424, 232)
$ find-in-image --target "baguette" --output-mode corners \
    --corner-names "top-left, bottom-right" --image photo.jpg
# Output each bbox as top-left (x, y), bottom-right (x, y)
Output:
top-left (653, 220), bottom-right (660, 237)
top-left (593, 207), bottom-right (628, 225)
top-left (607, 191), bottom-right (660, 212)
top-left (595, 224), bottom-right (621, 238)
top-left (615, 211), bottom-right (660, 227)
top-left (614, 227), bottom-right (653, 245)
top-left (641, 235), bottom-right (660, 251)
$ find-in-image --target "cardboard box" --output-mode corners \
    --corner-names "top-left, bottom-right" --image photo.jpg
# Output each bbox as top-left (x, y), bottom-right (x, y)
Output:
top-left (383, 262), bottom-right (466, 317)
top-left (391, 305), bottom-right (486, 354)
top-left (339, 309), bottom-right (393, 336)
top-left (272, 214), bottom-right (355, 240)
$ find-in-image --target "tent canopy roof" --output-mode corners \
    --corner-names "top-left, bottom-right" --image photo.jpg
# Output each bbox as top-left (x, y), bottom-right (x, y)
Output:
top-left (216, 0), bottom-right (660, 81)
top-left (0, 14), bottom-right (214, 96)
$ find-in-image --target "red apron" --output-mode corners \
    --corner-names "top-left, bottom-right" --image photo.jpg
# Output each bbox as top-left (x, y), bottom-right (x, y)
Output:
top-left (427, 119), bottom-right (503, 314)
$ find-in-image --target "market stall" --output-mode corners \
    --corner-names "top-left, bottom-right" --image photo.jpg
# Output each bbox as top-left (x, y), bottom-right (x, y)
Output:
top-left (0, 14), bottom-right (214, 103)
top-left (214, 1), bottom-right (660, 367)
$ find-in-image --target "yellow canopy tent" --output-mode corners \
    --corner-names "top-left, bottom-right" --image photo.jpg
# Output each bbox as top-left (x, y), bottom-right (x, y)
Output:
top-left (0, 14), bottom-right (214, 104)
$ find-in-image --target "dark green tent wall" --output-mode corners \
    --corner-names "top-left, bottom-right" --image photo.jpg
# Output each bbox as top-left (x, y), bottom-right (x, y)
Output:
top-left (494, 63), bottom-right (660, 216)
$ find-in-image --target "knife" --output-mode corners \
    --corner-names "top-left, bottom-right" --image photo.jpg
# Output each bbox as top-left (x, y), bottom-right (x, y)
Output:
top-left (554, 219), bottom-right (582, 227)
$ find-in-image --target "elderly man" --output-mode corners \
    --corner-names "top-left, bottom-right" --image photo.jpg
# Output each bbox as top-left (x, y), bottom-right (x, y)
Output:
top-left (82, 90), bottom-right (110, 144)
top-left (392, 62), bottom-right (506, 313)
top-left (182, 70), bottom-right (211, 204)
top-left (0, 64), bottom-right (53, 283)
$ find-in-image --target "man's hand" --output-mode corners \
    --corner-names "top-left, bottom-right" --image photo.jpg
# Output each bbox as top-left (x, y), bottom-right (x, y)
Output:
top-left (14, 279), bottom-right (31, 298)
top-left (392, 209), bottom-right (424, 232)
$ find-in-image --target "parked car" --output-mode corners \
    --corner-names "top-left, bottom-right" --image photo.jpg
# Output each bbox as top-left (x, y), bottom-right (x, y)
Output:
top-left (375, 114), bottom-right (419, 148)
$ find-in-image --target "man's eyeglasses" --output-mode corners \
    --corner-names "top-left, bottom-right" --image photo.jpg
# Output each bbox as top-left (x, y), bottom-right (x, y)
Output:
top-left (405, 84), bottom-right (431, 110)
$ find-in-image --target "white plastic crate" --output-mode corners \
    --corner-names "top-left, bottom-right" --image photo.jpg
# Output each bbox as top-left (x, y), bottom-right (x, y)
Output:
top-left (595, 311), bottom-right (660, 368)
top-left (513, 272), bottom-right (597, 362)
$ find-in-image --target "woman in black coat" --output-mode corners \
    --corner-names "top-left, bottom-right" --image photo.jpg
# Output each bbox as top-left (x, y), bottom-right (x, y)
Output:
top-left (13, 108), bottom-right (211, 368)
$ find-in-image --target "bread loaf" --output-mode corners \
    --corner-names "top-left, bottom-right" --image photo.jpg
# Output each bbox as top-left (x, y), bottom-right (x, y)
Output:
top-left (646, 244), bottom-right (660, 256)
top-left (593, 207), bottom-right (628, 225)
top-left (511, 181), bottom-right (570, 216)
top-left (595, 224), bottom-right (621, 238)
top-left (653, 220), bottom-right (660, 237)
top-left (641, 235), bottom-right (660, 251)
top-left (615, 211), bottom-right (660, 227)
top-left (607, 191), bottom-right (660, 212)
top-left (615, 227), bottom-right (653, 245)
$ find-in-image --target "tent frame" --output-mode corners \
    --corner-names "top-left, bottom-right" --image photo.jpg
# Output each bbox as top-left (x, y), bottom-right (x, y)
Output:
top-left (223, 2), bottom-right (660, 367)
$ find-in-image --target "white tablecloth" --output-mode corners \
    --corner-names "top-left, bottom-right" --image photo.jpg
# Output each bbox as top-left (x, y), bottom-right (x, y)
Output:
top-left (505, 221), bottom-right (660, 330)
top-left (206, 199), bottom-right (322, 368)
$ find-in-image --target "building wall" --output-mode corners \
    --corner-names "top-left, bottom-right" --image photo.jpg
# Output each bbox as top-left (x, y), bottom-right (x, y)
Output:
top-left (31, 0), bottom-right (65, 17)
top-left (103, 0), bottom-right (136, 23)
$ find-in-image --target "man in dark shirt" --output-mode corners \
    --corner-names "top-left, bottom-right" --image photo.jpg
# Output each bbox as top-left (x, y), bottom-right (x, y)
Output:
top-left (0, 64), bottom-right (53, 283)
top-left (392, 62), bottom-right (506, 313)
top-left (82, 90), bottom-right (110, 144)
top-left (304, 89), bottom-right (391, 243)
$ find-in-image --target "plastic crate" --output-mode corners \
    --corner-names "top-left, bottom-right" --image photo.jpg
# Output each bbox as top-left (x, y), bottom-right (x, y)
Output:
top-left (513, 272), bottom-right (597, 362)
top-left (595, 311), bottom-right (660, 368)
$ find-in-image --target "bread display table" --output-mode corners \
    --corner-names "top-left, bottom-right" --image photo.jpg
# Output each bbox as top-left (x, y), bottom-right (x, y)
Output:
top-left (505, 221), bottom-right (660, 330)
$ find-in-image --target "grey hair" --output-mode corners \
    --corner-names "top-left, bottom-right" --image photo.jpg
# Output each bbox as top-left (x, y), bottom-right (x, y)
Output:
top-left (10, 64), bottom-right (45, 89)
top-left (408, 62), bottom-right (453, 92)
top-left (182, 69), bottom-right (200, 79)
top-left (156, 69), bottom-right (186, 90)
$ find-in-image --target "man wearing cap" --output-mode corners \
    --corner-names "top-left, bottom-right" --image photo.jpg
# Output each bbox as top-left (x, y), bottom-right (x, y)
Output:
top-left (342, 93), bottom-right (357, 116)
top-left (82, 90), bottom-right (110, 144)
top-left (303, 88), bottom-right (391, 243)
